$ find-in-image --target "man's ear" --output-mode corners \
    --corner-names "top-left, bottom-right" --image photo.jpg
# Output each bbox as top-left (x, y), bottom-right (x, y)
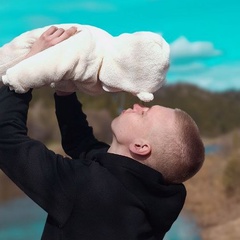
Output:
top-left (129, 140), bottom-right (151, 156)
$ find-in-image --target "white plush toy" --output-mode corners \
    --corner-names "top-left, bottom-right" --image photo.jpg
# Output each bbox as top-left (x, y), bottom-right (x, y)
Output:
top-left (0, 24), bottom-right (170, 102)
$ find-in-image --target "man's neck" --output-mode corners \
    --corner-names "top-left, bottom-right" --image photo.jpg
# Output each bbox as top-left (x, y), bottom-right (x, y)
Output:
top-left (107, 140), bottom-right (131, 158)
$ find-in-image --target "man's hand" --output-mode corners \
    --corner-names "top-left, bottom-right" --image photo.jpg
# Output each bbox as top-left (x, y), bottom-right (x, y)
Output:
top-left (25, 26), bottom-right (78, 96)
top-left (25, 26), bottom-right (78, 58)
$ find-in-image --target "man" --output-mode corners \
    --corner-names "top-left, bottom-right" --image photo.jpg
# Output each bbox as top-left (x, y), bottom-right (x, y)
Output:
top-left (0, 27), bottom-right (205, 240)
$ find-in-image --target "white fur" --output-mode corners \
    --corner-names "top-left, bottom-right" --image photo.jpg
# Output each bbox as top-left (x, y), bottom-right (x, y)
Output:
top-left (0, 24), bottom-right (170, 102)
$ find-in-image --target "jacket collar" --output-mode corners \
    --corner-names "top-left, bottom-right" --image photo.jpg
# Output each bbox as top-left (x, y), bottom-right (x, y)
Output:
top-left (93, 152), bottom-right (165, 184)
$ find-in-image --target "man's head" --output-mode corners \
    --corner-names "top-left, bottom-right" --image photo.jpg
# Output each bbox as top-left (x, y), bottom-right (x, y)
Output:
top-left (108, 104), bottom-right (205, 184)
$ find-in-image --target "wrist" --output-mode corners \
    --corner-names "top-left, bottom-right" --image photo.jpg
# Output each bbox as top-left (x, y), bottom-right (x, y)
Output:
top-left (55, 91), bottom-right (75, 96)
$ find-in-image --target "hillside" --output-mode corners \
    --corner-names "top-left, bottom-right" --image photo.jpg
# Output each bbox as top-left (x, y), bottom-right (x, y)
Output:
top-left (77, 83), bottom-right (240, 138)
top-left (153, 84), bottom-right (240, 137)
top-left (29, 83), bottom-right (240, 141)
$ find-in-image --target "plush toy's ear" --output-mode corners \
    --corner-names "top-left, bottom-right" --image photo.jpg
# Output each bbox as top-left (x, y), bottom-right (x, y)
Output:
top-left (136, 92), bottom-right (154, 102)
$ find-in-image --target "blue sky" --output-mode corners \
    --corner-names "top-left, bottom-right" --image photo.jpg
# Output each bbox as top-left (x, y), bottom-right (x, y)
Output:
top-left (1, 0), bottom-right (239, 92)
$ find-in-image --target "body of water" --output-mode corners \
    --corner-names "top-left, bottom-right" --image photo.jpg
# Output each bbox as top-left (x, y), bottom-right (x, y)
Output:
top-left (205, 144), bottom-right (221, 155)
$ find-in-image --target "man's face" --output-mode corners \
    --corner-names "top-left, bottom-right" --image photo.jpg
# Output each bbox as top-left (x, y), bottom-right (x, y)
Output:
top-left (111, 103), bottom-right (175, 144)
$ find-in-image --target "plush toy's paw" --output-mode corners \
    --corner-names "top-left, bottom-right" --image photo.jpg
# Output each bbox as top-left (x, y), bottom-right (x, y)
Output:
top-left (1, 74), bottom-right (29, 93)
top-left (136, 92), bottom-right (154, 102)
top-left (2, 75), bottom-right (10, 87)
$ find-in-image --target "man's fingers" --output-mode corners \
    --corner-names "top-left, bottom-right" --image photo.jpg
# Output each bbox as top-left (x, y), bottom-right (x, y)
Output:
top-left (43, 26), bottom-right (58, 36)
top-left (59, 27), bottom-right (78, 40)
top-left (49, 26), bottom-right (78, 44)
top-left (50, 28), bottom-right (65, 38)
top-left (42, 26), bottom-right (78, 39)
top-left (65, 26), bottom-right (79, 37)
top-left (25, 26), bottom-right (79, 58)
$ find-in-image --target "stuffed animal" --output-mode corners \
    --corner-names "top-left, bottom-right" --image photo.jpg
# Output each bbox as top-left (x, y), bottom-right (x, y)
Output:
top-left (0, 23), bottom-right (170, 102)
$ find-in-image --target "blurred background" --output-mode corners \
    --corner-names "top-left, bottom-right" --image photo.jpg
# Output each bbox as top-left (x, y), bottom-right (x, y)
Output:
top-left (0, 0), bottom-right (240, 239)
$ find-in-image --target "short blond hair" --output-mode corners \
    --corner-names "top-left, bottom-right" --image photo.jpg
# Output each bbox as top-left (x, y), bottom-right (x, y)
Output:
top-left (152, 109), bottom-right (205, 183)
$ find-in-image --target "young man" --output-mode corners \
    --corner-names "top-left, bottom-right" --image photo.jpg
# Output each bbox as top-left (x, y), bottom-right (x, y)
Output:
top-left (0, 27), bottom-right (204, 240)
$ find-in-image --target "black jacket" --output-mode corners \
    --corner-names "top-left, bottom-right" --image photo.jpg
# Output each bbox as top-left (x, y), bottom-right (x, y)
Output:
top-left (0, 86), bottom-right (186, 240)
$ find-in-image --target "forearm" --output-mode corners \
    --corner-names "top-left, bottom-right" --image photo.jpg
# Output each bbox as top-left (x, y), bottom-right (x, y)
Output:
top-left (0, 86), bottom-right (45, 194)
top-left (0, 86), bottom-right (50, 189)
top-left (0, 86), bottom-right (31, 141)
top-left (55, 93), bottom-right (109, 158)
top-left (0, 86), bottom-right (76, 223)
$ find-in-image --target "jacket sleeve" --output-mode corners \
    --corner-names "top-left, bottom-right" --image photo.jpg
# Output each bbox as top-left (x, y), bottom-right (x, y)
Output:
top-left (0, 86), bottom-right (77, 226)
top-left (54, 93), bottom-right (109, 159)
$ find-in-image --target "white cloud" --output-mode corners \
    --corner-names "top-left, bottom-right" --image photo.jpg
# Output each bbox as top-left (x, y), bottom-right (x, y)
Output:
top-left (167, 62), bottom-right (240, 92)
top-left (170, 62), bottom-right (206, 73)
top-left (170, 36), bottom-right (222, 60)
